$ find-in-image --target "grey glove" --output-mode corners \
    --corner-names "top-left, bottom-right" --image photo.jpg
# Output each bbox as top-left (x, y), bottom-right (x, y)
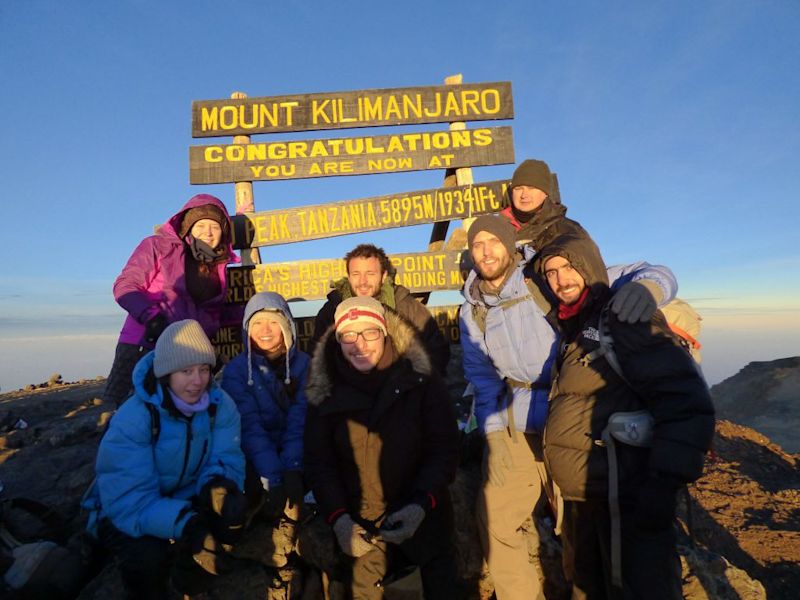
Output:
top-left (484, 431), bottom-right (514, 487)
top-left (332, 513), bottom-right (374, 558)
top-left (380, 504), bottom-right (425, 545)
top-left (611, 280), bottom-right (664, 323)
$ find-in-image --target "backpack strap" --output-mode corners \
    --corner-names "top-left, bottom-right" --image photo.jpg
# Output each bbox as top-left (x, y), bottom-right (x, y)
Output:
top-left (208, 402), bottom-right (217, 432)
top-left (144, 402), bottom-right (161, 444)
top-left (144, 399), bottom-right (218, 446)
top-left (579, 304), bottom-right (631, 386)
top-left (470, 277), bottom-right (553, 336)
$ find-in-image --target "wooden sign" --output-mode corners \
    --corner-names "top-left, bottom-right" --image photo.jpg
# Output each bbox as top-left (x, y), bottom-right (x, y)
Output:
top-left (229, 180), bottom-right (507, 249)
top-left (226, 250), bottom-right (470, 304)
top-left (211, 304), bottom-right (462, 360)
top-left (189, 126), bottom-right (514, 184)
top-left (193, 82), bottom-right (513, 137)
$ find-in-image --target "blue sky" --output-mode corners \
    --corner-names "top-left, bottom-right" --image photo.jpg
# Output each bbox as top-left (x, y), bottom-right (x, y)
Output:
top-left (1, 0), bottom-right (798, 391)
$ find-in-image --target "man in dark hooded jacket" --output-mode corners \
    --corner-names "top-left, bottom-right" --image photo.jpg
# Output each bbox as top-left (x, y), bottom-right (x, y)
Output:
top-left (500, 158), bottom-right (588, 248)
top-left (533, 234), bottom-right (715, 600)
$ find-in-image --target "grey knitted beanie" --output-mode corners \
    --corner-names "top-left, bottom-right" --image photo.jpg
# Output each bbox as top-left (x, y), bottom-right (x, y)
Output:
top-left (510, 159), bottom-right (552, 194)
top-left (467, 215), bottom-right (518, 259)
top-left (153, 319), bottom-right (216, 377)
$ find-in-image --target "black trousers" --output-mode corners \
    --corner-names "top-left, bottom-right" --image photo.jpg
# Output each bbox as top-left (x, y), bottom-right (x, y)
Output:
top-left (103, 342), bottom-right (147, 406)
top-left (561, 500), bottom-right (681, 600)
top-left (97, 519), bottom-right (216, 599)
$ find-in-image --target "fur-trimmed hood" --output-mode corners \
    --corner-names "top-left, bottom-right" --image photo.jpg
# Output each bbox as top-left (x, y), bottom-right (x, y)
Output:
top-left (305, 310), bottom-right (432, 407)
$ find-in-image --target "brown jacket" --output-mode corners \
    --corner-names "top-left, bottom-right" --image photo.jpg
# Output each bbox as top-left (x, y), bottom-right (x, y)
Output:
top-left (304, 311), bottom-right (459, 524)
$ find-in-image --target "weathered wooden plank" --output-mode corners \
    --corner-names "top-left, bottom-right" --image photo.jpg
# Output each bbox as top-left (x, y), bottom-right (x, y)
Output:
top-left (211, 304), bottom-right (462, 360)
top-left (192, 82), bottom-right (513, 137)
top-left (228, 179), bottom-right (507, 249)
top-left (189, 126), bottom-right (514, 184)
top-left (226, 250), bottom-right (470, 304)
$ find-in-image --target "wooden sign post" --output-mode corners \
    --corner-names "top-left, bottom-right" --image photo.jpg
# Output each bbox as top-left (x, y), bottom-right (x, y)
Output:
top-left (189, 78), bottom-right (516, 358)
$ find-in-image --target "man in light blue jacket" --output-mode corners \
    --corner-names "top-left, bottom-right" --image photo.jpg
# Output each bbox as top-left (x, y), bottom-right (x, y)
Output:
top-left (460, 215), bottom-right (676, 600)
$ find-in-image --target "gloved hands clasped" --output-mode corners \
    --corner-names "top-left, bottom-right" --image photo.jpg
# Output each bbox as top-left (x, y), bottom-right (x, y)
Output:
top-left (181, 515), bottom-right (228, 575)
top-left (332, 513), bottom-right (375, 557)
top-left (379, 503), bottom-right (425, 545)
top-left (484, 431), bottom-right (514, 487)
top-left (610, 280), bottom-right (664, 323)
top-left (199, 476), bottom-right (247, 544)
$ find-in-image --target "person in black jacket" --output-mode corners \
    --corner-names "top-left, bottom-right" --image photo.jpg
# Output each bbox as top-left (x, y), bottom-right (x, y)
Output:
top-left (310, 243), bottom-right (450, 374)
top-left (533, 234), bottom-right (715, 600)
top-left (304, 296), bottom-right (461, 599)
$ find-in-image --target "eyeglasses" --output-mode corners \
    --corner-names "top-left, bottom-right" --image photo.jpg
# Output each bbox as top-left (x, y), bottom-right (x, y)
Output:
top-left (338, 328), bottom-right (383, 344)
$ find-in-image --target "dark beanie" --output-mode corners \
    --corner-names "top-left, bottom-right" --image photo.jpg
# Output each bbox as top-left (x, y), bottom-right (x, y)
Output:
top-left (510, 159), bottom-right (552, 194)
top-left (468, 215), bottom-right (517, 259)
top-left (179, 204), bottom-right (227, 238)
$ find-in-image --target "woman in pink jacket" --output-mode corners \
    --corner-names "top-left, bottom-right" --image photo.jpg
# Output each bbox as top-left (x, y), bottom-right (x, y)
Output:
top-left (103, 194), bottom-right (238, 406)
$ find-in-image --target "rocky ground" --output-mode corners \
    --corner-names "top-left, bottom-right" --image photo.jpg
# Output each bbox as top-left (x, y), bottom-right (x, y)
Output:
top-left (1, 360), bottom-right (798, 599)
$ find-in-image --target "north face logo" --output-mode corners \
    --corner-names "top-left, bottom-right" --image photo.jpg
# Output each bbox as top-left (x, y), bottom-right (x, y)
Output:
top-left (582, 326), bottom-right (600, 342)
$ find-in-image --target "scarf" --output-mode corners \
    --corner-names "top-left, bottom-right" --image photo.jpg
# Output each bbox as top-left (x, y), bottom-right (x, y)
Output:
top-left (558, 287), bottom-right (590, 320)
top-left (168, 388), bottom-right (211, 417)
top-left (188, 236), bottom-right (227, 264)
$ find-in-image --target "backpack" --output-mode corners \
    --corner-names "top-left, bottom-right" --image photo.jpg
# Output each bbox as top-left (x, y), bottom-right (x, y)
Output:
top-left (0, 497), bottom-right (87, 599)
top-left (661, 298), bottom-right (703, 363)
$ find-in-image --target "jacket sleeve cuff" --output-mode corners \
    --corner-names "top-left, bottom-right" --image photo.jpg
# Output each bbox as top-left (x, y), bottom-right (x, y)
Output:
top-left (327, 507), bottom-right (347, 525)
top-left (411, 491), bottom-right (437, 513)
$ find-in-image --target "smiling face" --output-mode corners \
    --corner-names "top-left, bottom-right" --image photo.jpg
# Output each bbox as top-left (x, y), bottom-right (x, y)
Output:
top-left (168, 364), bottom-right (211, 404)
top-left (338, 323), bottom-right (386, 372)
top-left (248, 313), bottom-right (286, 357)
top-left (190, 218), bottom-right (223, 249)
top-left (470, 230), bottom-right (514, 287)
top-left (347, 256), bottom-right (387, 298)
top-left (510, 185), bottom-right (547, 213)
top-left (544, 255), bottom-right (586, 305)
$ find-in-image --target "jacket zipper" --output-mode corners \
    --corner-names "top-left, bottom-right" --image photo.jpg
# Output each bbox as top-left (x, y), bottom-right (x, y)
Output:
top-left (192, 439), bottom-right (209, 476)
top-left (175, 418), bottom-right (193, 491)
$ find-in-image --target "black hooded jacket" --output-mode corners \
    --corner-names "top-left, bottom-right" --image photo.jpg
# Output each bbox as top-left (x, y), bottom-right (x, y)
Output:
top-left (533, 235), bottom-right (715, 502)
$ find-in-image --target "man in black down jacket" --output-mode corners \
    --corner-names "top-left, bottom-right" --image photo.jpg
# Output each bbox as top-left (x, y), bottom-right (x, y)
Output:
top-left (533, 234), bottom-right (715, 600)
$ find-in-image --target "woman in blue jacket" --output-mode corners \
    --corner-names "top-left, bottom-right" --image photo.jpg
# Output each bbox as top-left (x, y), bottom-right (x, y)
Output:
top-left (84, 319), bottom-right (246, 599)
top-left (221, 292), bottom-right (310, 522)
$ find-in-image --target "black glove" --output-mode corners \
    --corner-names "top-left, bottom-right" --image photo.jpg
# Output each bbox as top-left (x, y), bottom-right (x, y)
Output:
top-left (181, 515), bottom-right (227, 575)
top-left (199, 476), bottom-right (247, 544)
top-left (283, 470), bottom-right (305, 510)
top-left (634, 476), bottom-right (682, 531)
top-left (144, 313), bottom-right (167, 344)
top-left (260, 480), bottom-right (288, 521)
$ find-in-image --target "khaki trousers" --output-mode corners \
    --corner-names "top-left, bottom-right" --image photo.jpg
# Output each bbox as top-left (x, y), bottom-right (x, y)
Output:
top-left (477, 430), bottom-right (548, 600)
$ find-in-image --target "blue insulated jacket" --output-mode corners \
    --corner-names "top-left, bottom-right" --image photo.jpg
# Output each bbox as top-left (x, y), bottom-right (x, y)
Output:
top-left (85, 352), bottom-right (245, 540)
top-left (460, 246), bottom-right (677, 436)
top-left (221, 292), bottom-right (310, 488)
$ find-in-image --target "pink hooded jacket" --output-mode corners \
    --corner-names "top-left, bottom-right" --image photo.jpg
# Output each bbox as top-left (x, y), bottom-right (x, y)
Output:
top-left (113, 194), bottom-right (239, 346)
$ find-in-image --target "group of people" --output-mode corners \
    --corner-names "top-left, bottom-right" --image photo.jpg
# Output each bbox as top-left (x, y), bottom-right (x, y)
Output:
top-left (84, 158), bottom-right (715, 600)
